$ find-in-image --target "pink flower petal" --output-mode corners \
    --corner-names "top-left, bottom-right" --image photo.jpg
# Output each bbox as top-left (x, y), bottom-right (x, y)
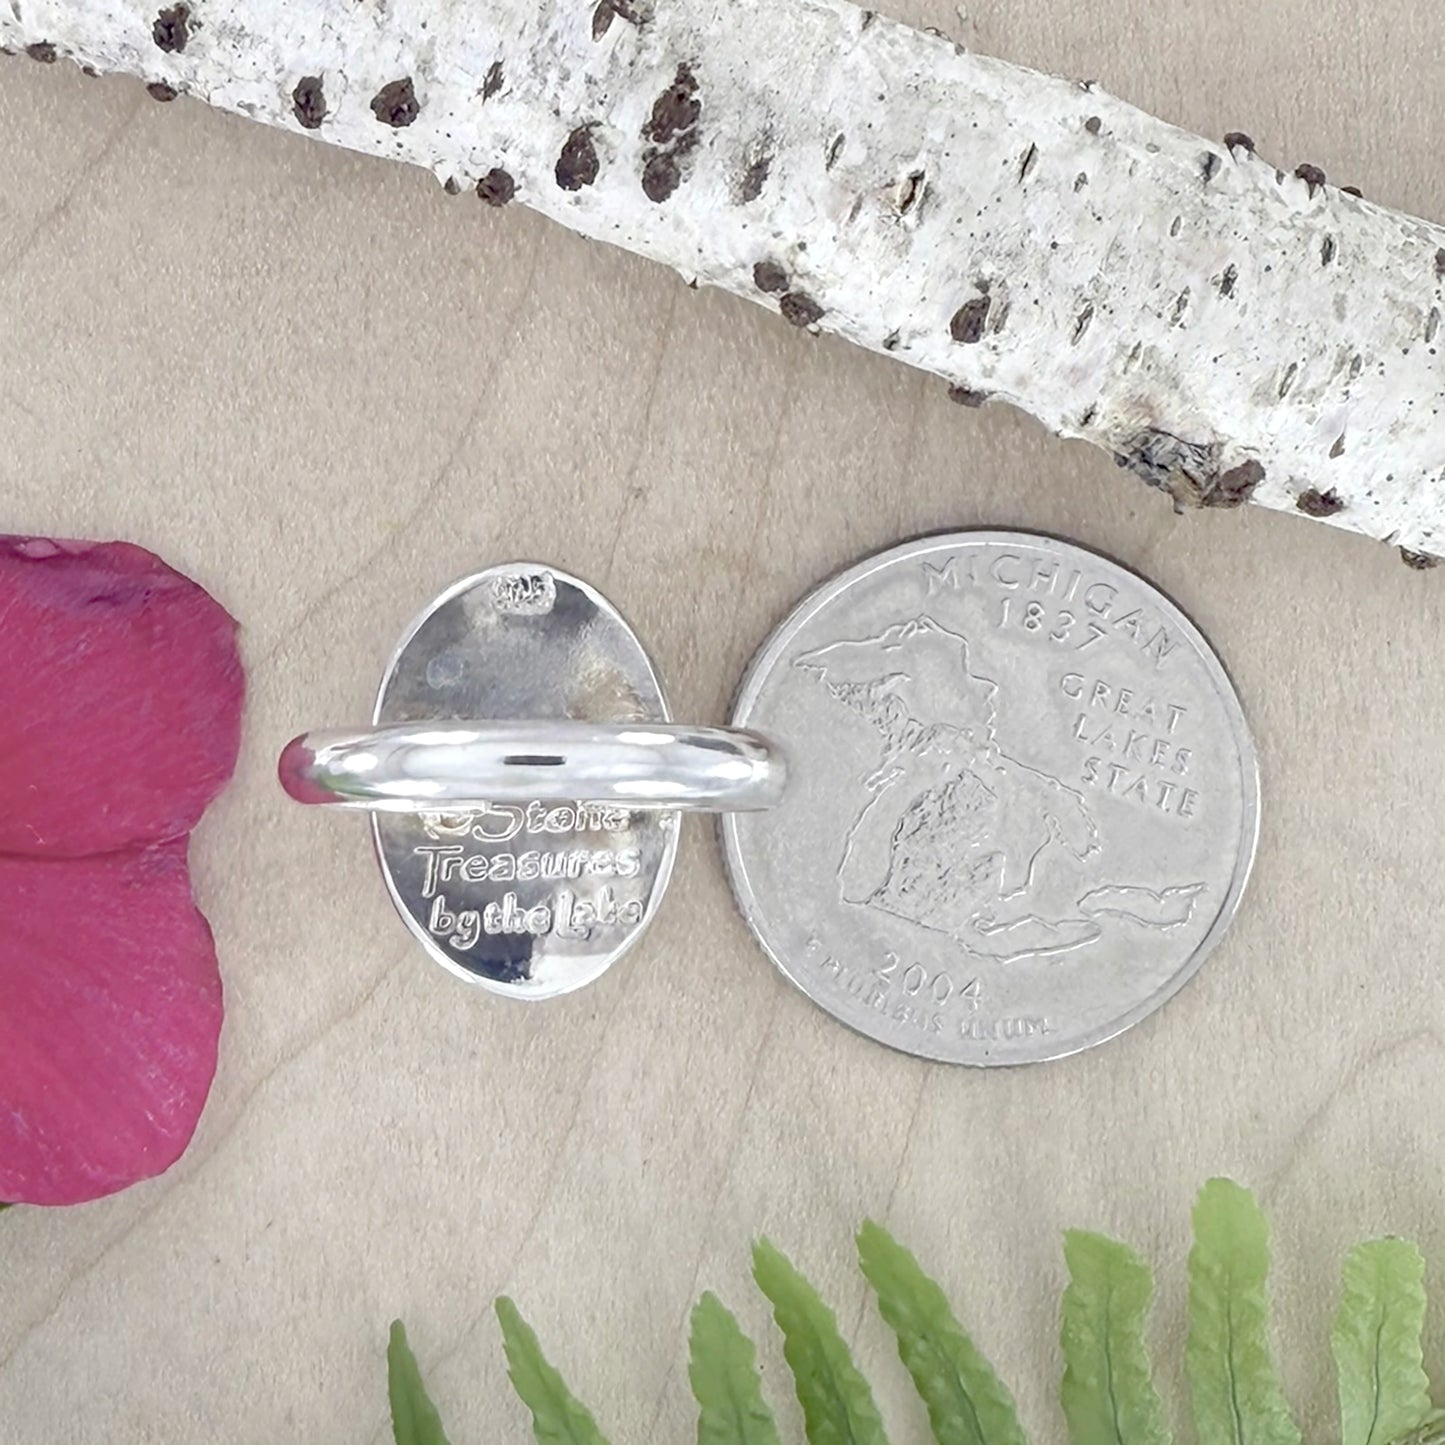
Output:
top-left (0, 842), bottom-right (223, 1206)
top-left (0, 536), bottom-right (244, 858)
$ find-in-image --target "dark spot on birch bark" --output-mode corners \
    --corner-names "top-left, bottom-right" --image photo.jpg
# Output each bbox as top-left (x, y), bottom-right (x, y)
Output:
top-left (644, 65), bottom-right (699, 143)
top-left (147, 81), bottom-right (177, 101)
top-left (292, 76), bottom-right (327, 129)
top-left (1172, 289), bottom-right (1190, 325)
top-left (607, 0), bottom-right (651, 23)
top-left (1321, 235), bottom-right (1336, 266)
top-left (1401, 547), bottom-right (1440, 570)
top-left (826, 133), bottom-right (845, 169)
top-left (1295, 162), bottom-right (1326, 194)
top-left (1278, 362), bottom-right (1299, 398)
top-left (740, 151), bottom-right (771, 201)
top-left (443, 176), bottom-right (462, 195)
top-left (1117, 431), bottom-right (1215, 507)
top-left (948, 385), bottom-right (989, 407)
top-left (1071, 303), bottom-right (1094, 343)
top-left (1330, 433), bottom-right (1346, 458)
top-left (642, 152), bottom-right (681, 201)
top-left (897, 170), bottom-right (925, 214)
top-left (780, 292), bottom-right (824, 328)
top-left (1219, 264), bottom-right (1239, 298)
top-left (1211, 459), bottom-right (1265, 507)
top-left (1084, 115), bottom-right (1102, 134)
top-left (1201, 152), bottom-right (1221, 183)
top-left (1348, 354), bottom-right (1364, 381)
top-left (1117, 431), bottom-right (1261, 509)
top-left (1170, 215), bottom-right (1183, 237)
top-left (950, 296), bottom-right (991, 344)
top-left (153, 5), bottom-right (189, 53)
top-left (1436, 249), bottom-right (1445, 280)
top-left (1296, 487), bottom-right (1344, 517)
top-left (81, 64), bottom-right (100, 76)
top-left (1342, 184), bottom-right (1363, 198)
top-left (640, 65), bottom-right (699, 201)
top-left (592, 1), bottom-right (615, 39)
top-left (556, 126), bottom-right (600, 189)
top-left (753, 260), bottom-right (788, 294)
top-left (477, 168), bottom-right (516, 206)
top-left (861, 9), bottom-right (876, 28)
top-left (483, 60), bottom-right (504, 99)
top-left (1018, 143), bottom-right (1038, 183)
top-left (883, 331), bottom-right (900, 351)
top-left (1428, 307), bottom-right (1441, 343)
top-left (1224, 131), bottom-right (1254, 152)
top-left (372, 78), bottom-right (419, 128)
top-left (1080, 404), bottom-right (1098, 426)
top-left (26, 42), bottom-right (58, 63)
top-left (1074, 172), bottom-right (1089, 192)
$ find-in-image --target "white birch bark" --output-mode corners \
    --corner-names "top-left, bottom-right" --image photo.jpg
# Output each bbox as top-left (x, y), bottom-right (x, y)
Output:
top-left (6, 0), bottom-right (1445, 558)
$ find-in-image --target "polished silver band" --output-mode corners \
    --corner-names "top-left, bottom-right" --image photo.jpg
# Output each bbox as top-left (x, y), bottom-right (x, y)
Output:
top-left (278, 721), bottom-right (786, 813)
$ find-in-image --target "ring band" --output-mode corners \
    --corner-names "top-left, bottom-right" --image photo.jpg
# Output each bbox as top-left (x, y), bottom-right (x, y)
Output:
top-left (278, 721), bottom-right (786, 813)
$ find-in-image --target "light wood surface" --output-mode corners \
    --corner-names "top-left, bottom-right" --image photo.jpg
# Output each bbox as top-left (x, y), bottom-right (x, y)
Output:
top-left (3, 3), bottom-right (1445, 1439)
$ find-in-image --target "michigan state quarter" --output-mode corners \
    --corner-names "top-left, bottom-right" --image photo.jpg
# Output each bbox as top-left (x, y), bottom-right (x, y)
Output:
top-left (720, 532), bottom-right (1259, 1064)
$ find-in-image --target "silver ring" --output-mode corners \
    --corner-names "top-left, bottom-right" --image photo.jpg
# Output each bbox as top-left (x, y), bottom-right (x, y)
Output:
top-left (279, 721), bottom-right (785, 813)
top-left (278, 560), bottom-right (786, 998)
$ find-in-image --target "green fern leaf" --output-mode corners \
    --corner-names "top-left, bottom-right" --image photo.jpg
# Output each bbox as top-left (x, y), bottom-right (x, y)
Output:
top-left (689, 1291), bottom-right (784, 1445)
top-left (387, 1321), bottom-right (453, 1445)
top-left (1060, 1230), bottom-right (1171, 1445)
top-left (856, 1219), bottom-right (1027, 1445)
top-left (1332, 1239), bottom-right (1432, 1445)
top-left (495, 1296), bottom-right (612, 1444)
top-left (1186, 1179), bottom-right (1301, 1445)
top-left (1387, 1408), bottom-right (1445, 1444)
top-left (752, 1237), bottom-right (890, 1445)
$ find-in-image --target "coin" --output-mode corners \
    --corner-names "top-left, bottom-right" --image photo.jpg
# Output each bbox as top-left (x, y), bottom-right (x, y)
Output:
top-left (720, 532), bottom-right (1259, 1064)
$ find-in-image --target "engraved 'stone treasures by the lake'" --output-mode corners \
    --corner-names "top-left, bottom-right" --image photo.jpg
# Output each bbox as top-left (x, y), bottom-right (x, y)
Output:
top-left (371, 565), bottom-right (678, 998)
top-left (721, 533), bottom-right (1259, 1065)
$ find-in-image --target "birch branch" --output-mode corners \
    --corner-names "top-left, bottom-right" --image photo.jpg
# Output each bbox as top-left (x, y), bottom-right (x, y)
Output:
top-left (6, 0), bottom-right (1445, 560)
